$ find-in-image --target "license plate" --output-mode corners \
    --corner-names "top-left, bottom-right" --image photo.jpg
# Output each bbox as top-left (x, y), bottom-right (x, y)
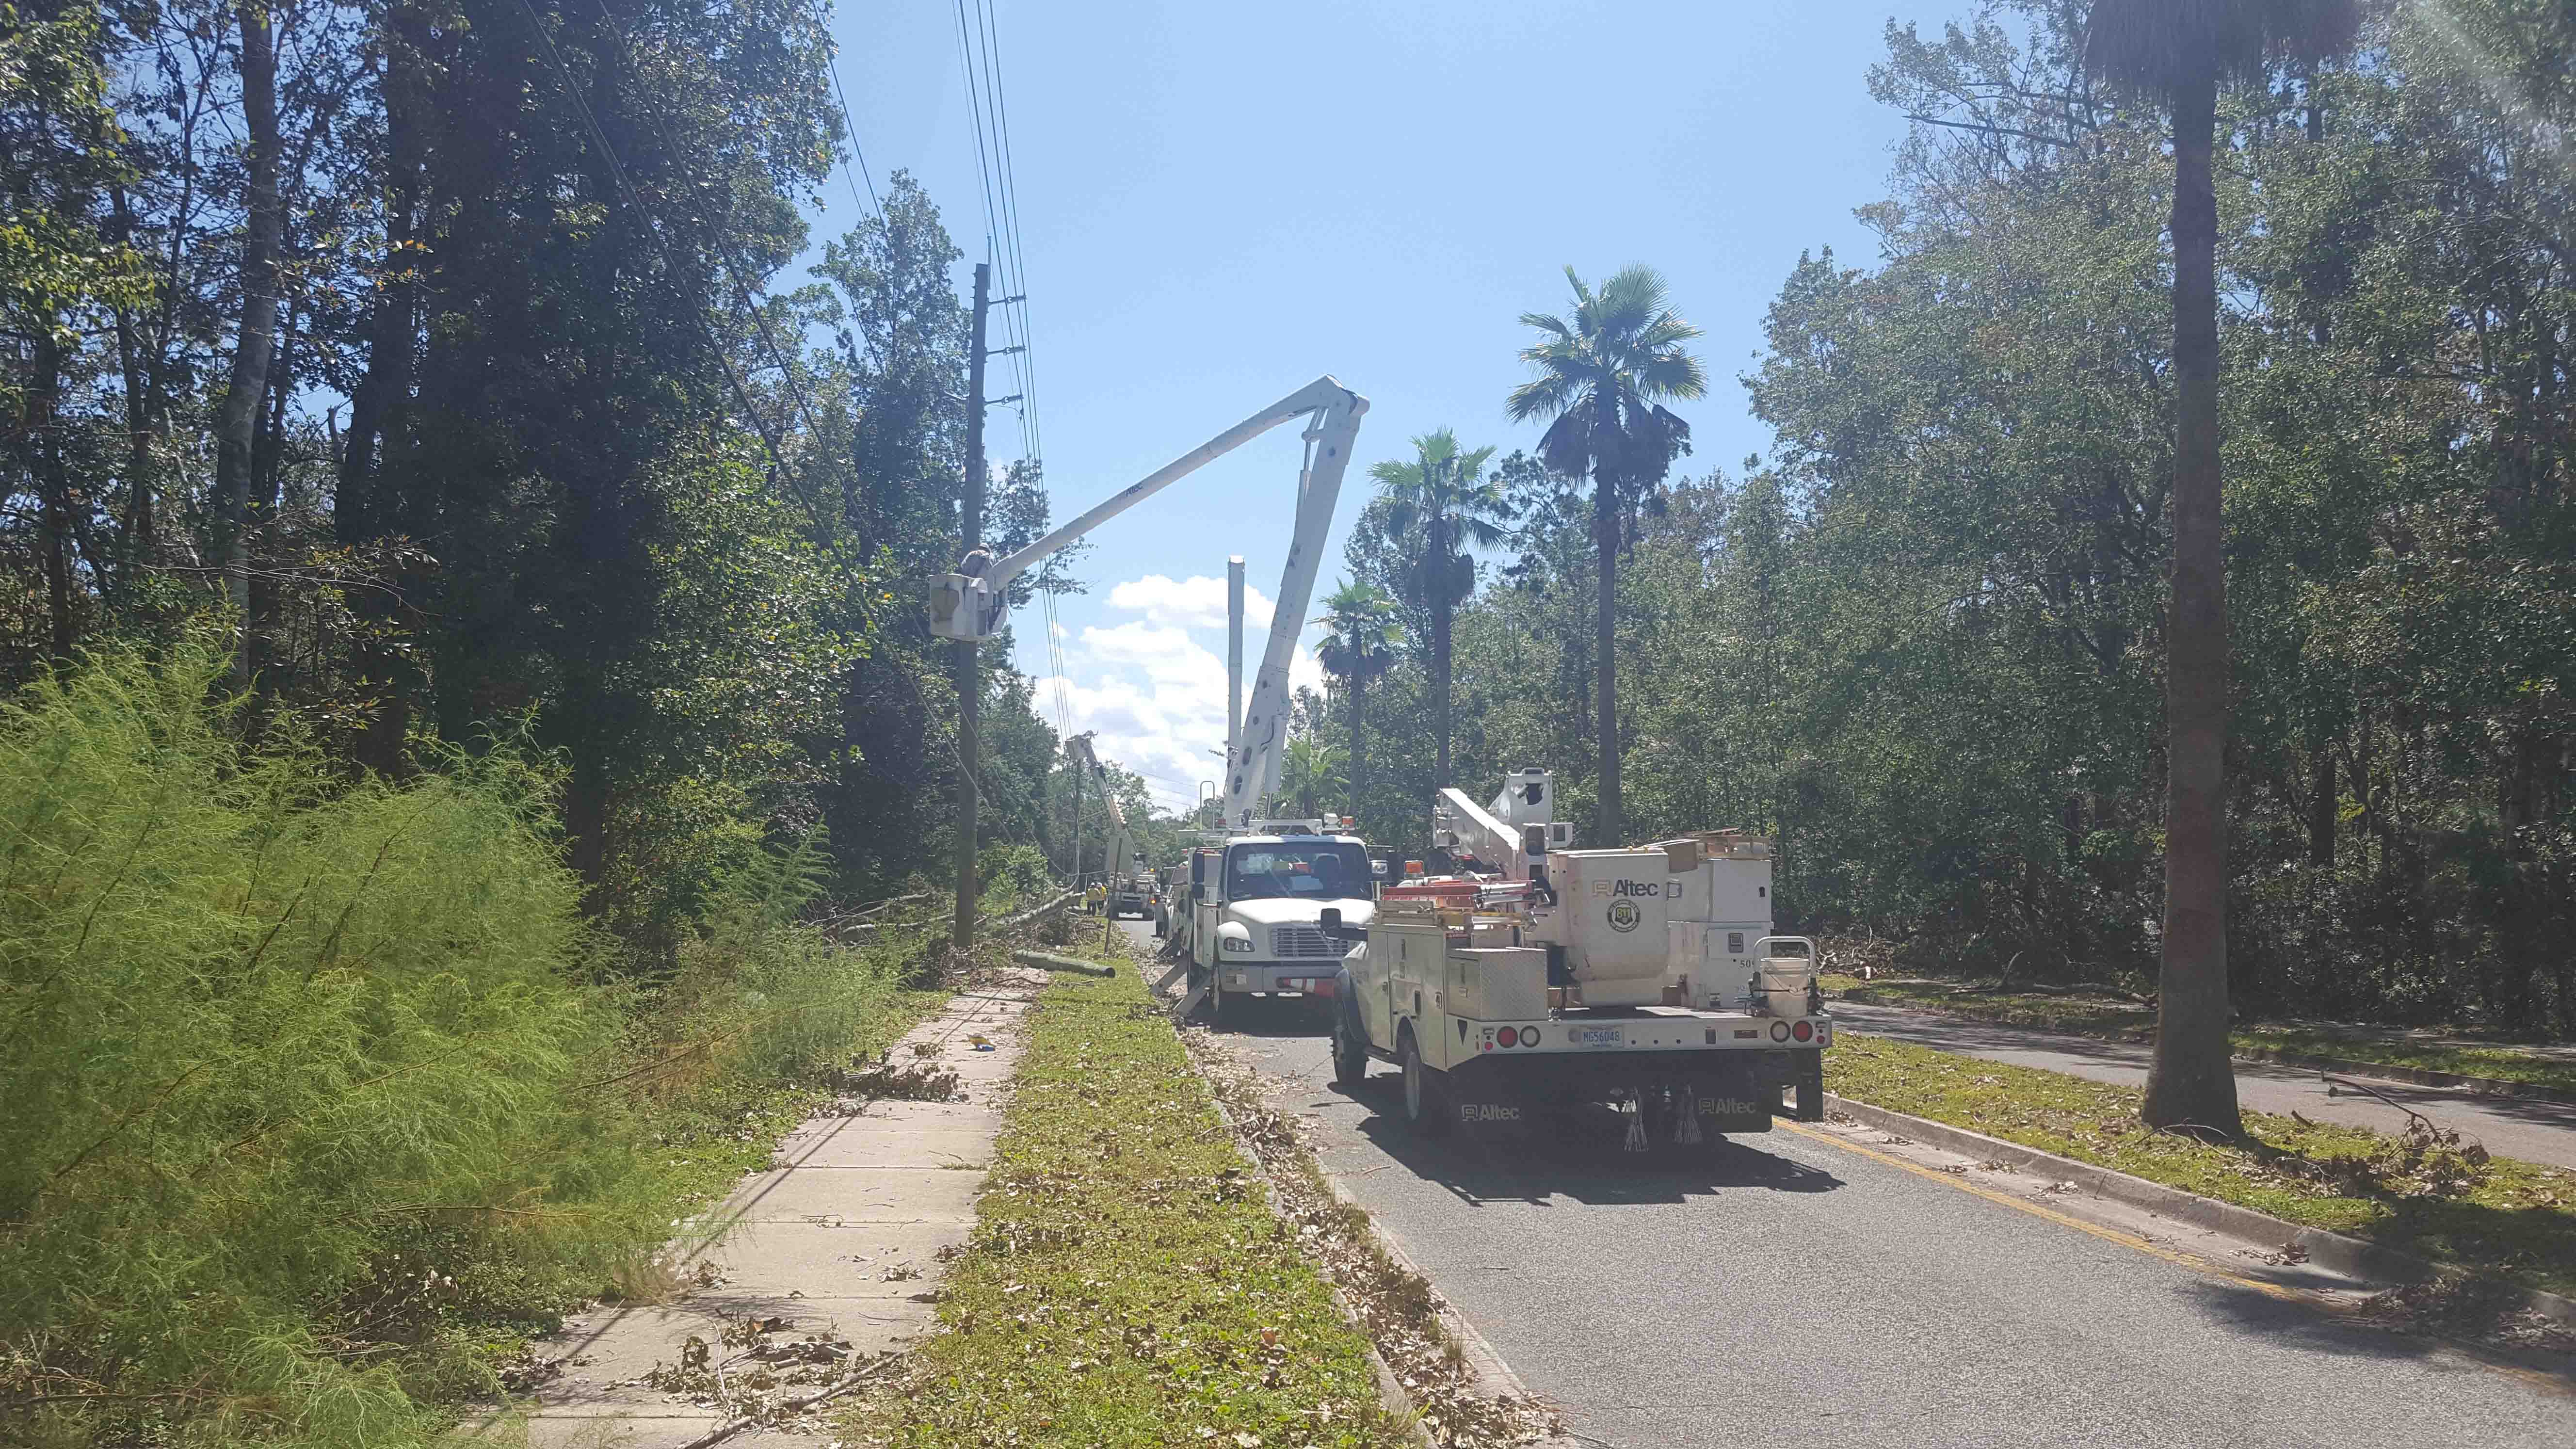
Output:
top-left (1570, 1026), bottom-right (1624, 1048)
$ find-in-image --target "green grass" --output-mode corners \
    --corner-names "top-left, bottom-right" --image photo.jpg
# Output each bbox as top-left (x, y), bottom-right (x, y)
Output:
top-left (856, 938), bottom-right (1403, 1448)
top-left (1825, 1032), bottom-right (2576, 1297)
top-left (1830, 979), bottom-right (2576, 1095)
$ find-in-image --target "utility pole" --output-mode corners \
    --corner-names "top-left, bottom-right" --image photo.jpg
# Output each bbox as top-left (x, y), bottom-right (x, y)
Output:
top-left (1226, 556), bottom-right (1245, 787)
top-left (950, 262), bottom-right (992, 952)
top-left (1065, 734), bottom-right (1089, 893)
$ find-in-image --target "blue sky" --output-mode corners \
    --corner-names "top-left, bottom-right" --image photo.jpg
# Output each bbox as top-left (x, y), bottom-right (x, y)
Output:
top-left (817, 0), bottom-right (1980, 811)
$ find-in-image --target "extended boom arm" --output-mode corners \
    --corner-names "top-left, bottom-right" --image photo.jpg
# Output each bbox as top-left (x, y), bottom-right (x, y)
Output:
top-left (928, 376), bottom-right (1368, 644)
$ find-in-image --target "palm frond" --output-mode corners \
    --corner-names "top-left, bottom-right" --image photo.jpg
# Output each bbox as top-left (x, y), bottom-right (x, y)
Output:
top-left (2084, 0), bottom-right (2357, 92)
top-left (1505, 371), bottom-right (1580, 423)
top-left (1636, 350), bottom-right (1709, 402)
top-left (1517, 310), bottom-right (1575, 341)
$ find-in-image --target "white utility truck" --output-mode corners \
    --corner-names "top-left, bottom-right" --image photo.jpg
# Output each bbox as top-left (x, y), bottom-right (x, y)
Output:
top-left (1323, 769), bottom-right (1830, 1148)
top-left (1172, 818), bottom-right (1374, 1024)
top-left (925, 375), bottom-right (1372, 1007)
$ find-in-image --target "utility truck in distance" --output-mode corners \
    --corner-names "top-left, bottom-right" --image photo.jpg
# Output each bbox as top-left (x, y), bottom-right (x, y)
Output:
top-left (1171, 819), bottom-right (1374, 1024)
top-left (1323, 769), bottom-right (1829, 1149)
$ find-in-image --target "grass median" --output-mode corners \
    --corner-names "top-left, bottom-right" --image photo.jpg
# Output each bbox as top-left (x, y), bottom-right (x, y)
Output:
top-left (854, 938), bottom-right (1405, 1448)
top-left (1823, 977), bottom-right (2576, 1097)
top-left (1826, 1032), bottom-right (2576, 1299)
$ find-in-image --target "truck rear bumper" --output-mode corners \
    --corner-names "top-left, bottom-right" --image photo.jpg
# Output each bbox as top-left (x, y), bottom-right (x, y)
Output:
top-left (1438, 1047), bottom-right (1822, 1134)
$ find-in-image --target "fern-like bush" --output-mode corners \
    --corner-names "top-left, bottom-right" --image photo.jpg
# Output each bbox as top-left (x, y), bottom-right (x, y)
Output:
top-left (0, 638), bottom-right (645, 1445)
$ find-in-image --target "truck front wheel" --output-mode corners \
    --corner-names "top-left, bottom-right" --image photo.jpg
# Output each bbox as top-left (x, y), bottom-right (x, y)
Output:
top-left (1331, 994), bottom-right (1368, 1090)
top-left (1398, 1029), bottom-right (1449, 1137)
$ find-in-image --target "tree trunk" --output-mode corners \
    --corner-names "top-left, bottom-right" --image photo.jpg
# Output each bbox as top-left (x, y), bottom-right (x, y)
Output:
top-left (1432, 512), bottom-right (1452, 789)
top-left (33, 332), bottom-right (76, 663)
top-left (342, 2), bottom-right (425, 776)
top-left (2142, 72), bottom-right (2243, 1136)
top-left (214, 0), bottom-right (284, 691)
top-left (109, 185), bottom-right (156, 588)
top-left (1349, 677), bottom-right (1367, 840)
top-left (1593, 470), bottom-right (1624, 846)
top-left (2308, 728), bottom-right (2337, 867)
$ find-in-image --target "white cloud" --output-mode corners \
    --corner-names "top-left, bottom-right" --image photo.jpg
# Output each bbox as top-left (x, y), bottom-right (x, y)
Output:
top-left (1105, 574), bottom-right (1277, 631)
top-left (1044, 573), bottom-right (1329, 813)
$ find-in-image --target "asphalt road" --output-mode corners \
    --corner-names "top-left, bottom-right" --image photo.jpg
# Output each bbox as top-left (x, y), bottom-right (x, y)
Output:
top-left (1829, 1000), bottom-right (2576, 1172)
top-left (1124, 925), bottom-right (2576, 1448)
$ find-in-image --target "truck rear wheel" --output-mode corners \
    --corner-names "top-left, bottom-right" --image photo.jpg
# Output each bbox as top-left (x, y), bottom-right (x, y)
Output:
top-left (1398, 1029), bottom-right (1449, 1137)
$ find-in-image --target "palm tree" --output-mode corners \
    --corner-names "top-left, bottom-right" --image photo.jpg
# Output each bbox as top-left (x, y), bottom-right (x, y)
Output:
top-left (1282, 733), bottom-right (1347, 819)
top-left (1506, 265), bottom-right (1706, 846)
top-left (2085, 0), bottom-right (2357, 1136)
top-left (1313, 580), bottom-right (1403, 837)
top-left (1370, 428), bottom-right (1510, 790)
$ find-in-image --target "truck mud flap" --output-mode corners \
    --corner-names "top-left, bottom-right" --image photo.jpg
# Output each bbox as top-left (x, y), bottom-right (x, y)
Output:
top-left (1772, 1048), bottom-right (1825, 1123)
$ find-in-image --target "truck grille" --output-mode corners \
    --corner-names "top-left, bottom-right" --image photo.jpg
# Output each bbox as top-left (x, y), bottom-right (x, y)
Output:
top-left (1271, 925), bottom-right (1340, 959)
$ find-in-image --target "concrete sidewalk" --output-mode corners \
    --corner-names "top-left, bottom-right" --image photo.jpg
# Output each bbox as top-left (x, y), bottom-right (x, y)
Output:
top-left (482, 972), bottom-right (1045, 1448)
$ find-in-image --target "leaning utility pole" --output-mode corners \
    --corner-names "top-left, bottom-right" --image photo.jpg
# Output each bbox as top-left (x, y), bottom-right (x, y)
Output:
top-left (950, 262), bottom-right (992, 952)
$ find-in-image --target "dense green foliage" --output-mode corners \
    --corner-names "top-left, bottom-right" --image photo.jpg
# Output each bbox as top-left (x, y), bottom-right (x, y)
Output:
top-left (0, 0), bottom-right (1077, 926)
top-left (1305, 0), bottom-right (2576, 1036)
top-left (0, 639), bottom-right (958, 1445)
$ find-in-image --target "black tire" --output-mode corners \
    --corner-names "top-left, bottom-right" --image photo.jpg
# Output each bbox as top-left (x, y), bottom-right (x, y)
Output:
top-left (1398, 1028), bottom-right (1449, 1136)
top-left (1209, 975), bottom-right (1235, 1029)
top-left (1331, 991), bottom-right (1368, 1090)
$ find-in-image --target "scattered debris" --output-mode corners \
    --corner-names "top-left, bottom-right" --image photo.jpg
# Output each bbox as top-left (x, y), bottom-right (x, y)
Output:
top-left (830, 1054), bottom-right (962, 1104)
top-left (1182, 1033), bottom-right (1562, 1446)
top-left (2354, 1276), bottom-right (2576, 1355)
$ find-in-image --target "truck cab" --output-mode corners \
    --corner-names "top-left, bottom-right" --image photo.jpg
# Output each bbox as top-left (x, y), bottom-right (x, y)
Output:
top-left (1183, 825), bottom-right (1375, 1024)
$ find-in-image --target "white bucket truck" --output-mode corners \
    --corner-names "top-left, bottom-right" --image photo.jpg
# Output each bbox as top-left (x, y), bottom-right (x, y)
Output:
top-left (1323, 769), bottom-right (1830, 1148)
top-left (1172, 818), bottom-right (1373, 1024)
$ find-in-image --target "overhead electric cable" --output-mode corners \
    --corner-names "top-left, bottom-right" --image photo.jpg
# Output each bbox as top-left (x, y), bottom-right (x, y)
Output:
top-left (826, 49), bottom-right (883, 220)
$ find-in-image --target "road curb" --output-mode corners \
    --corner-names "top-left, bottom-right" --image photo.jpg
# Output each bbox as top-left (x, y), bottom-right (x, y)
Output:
top-left (1821, 1091), bottom-right (2576, 1329)
top-left (1831, 993), bottom-right (2576, 1105)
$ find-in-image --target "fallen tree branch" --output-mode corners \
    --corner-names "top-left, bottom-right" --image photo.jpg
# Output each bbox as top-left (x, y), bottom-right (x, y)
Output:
top-left (668, 1354), bottom-right (905, 1449)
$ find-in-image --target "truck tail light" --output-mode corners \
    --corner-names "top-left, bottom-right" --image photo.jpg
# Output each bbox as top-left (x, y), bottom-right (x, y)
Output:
top-left (1497, 1027), bottom-right (1518, 1047)
top-left (1792, 1020), bottom-right (1814, 1043)
top-left (1770, 1021), bottom-right (1791, 1042)
top-left (1521, 1028), bottom-right (1540, 1048)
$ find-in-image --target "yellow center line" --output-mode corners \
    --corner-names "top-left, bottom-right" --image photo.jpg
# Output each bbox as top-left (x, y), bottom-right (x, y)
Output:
top-left (1772, 1118), bottom-right (2304, 1301)
top-left (1778, 1119), bottom-right (2574, 1397)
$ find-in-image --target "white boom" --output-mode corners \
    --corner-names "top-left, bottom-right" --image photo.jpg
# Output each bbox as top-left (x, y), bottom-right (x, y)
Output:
top-left (927, 375), bottom-right (1368, 830)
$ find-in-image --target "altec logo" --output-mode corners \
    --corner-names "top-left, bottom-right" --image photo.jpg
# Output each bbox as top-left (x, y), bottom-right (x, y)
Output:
top-left (1590, 878), bottom-right (1664, 898)
top-left (1459, 1102), bottom-right (1522, 1122)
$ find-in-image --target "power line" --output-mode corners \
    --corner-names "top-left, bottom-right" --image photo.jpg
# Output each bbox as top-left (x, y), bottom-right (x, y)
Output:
top-left (826, 48), bottom-right (882, 221)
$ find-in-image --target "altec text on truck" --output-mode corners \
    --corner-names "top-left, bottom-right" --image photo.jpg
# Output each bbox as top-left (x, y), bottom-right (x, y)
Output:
top-left (1324, 769), bottom-right (1829, 1150)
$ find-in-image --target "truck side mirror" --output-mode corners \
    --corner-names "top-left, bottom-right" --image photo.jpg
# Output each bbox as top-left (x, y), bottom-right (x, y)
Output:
top-left (1191, 851), bottom-right (1208, 891)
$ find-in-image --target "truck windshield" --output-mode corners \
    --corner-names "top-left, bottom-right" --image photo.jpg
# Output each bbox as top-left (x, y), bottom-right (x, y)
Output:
top-left (1225, 841), bottom-right (1369, 901)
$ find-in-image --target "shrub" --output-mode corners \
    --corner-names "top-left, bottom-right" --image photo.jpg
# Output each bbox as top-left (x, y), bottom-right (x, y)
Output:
top-left (0, 638), bottom-right (642, 1444)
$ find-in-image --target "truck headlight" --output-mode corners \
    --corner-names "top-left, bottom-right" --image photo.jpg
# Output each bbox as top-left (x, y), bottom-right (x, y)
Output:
top-left (1222, 935), bottom-right (1253, 953)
